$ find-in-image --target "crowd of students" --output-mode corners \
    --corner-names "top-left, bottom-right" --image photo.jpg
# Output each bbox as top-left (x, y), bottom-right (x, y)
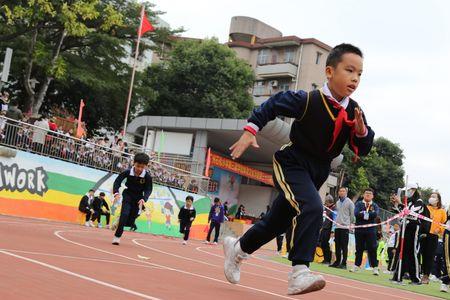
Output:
top-left (314, 185), bottom-right (450, 293)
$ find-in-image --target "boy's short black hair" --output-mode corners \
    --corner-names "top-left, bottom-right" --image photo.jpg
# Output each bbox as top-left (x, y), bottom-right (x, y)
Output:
top-left (89, 189), bottom-right (95, 192)
top-left (326, 43), bottom-right (363, 68)
top-left (134, 152), bottom-right (150, 165)
top-left (186, 195), bottom-right (194, 202)
top-left (214, 197), bottom-right (220, 203)
top-left (363, 188), bottom-right (374, 194)
top-left (99, 192), bottom-right (105, 196)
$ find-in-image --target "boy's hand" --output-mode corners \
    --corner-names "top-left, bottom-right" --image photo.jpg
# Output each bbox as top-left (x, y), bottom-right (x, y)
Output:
top-left (114, 194), bottom-right (120, 202)
top-left (190, 217), bottom-right (194, 221)
top-left (138, 199), bottom-right (145, 207)
top-left (354, 107), bottom-right (367, 136)
top-left (229, 131), bottom-right (259, 160)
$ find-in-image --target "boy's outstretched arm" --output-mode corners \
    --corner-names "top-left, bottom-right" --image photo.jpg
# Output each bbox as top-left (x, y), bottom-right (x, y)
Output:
top-left (113, 170), bottom-right (129, 198)
top-left (230, 90), bottom-right (308, 159)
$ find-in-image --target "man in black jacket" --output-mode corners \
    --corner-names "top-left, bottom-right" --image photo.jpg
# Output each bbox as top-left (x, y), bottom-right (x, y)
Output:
top-left (78, 189), bottom-right (95, 227)
top-left (92, 192), bottom-right (111, 229)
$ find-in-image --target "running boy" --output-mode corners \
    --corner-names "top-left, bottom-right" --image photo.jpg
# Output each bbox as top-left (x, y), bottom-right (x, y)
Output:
top-left (178, 195), bottom-right (197, 245)
top-left (112, 153), bottom-right (153, 245)
top-left (224, 44), bottom-right (375, 295)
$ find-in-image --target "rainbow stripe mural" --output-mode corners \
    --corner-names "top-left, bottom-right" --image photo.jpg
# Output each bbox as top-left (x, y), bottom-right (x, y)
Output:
top-left (0, 149), bottom-right (211, 239)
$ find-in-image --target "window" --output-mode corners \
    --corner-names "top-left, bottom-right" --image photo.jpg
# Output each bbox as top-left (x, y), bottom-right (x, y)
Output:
top-left (311, 83), bottom-right (318, 90)
top-left (279, 82), bottom-right (290, 92)
top-left (257, 49), bottom-right (269, 64)
top-left (253, 81), bottom-right (266, 95)
top-left (315, 52), bottom-right (322, 65)
top-left (284, 48), bottom-right (295, 63)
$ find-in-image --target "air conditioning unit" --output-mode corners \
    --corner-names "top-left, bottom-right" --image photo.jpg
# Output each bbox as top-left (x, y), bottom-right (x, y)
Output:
top-left (269, 80), bottom-right (278, 87)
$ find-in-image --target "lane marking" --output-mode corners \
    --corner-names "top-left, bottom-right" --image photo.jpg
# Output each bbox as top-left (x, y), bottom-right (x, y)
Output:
top-left (0, 250), bottom-right (162, 300)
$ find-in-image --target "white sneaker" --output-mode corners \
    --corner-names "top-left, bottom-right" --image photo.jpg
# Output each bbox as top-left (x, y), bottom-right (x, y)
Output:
top-left (383, 270), bottom-right (392, 275)
top-left (287, 265), bottom-right (326, 295)
top-left (89, 221), bottom-right (95, 227)
top-left (349, 266), bottom-right (361, 273)
top-left (182, 240), bottom-right (187, 245)
top-left (97, 223), bottom-right (102, 228)
top-left (84, 221), bottom-right (90, 227)
top-left (283, 252), bottom-right (289, 258)
top-left (373, 267), bottom-right (379, 276)
top-left (112, 237), bottom-right (120, 245)
top-left (441, 284), bottom-right (449, 293)
top-left (105, 225), bottom-right (110, 229)
top-left (203, 240), bottom-right (209, 244)
top-left (430, 275), bottom-right (439, 282)
top-left (213, 242), bottom-right (218, 245)
top-left (223, 236), bottom-right (248, 284)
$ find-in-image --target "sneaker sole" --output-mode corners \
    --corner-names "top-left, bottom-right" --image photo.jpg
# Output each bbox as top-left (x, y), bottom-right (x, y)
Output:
top-left (288, 279), bottom-right (326, 295)
top-left (223, 237), bottom-right (239, 284)
top-left (112, 242), bottom-right (119, 245)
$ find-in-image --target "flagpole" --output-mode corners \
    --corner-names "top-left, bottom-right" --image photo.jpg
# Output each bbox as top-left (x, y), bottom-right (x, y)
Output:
top-left (123, 6), bottom-right (145, 137)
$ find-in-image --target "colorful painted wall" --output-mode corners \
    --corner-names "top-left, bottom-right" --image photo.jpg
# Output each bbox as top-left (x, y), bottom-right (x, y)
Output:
top-left (0, 149), bottom-right (211, 239)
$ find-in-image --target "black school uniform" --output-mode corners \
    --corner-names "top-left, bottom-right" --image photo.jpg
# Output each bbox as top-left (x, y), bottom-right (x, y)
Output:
top-left (239, 87), bottom-right (374, 265)
top-left (113, 167), bottom-right (153, 238)
top-left (178, 206), bottom-right (196, 241)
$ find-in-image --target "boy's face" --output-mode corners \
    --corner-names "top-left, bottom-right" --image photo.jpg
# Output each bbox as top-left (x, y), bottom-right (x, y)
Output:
top-left (338, 188), bottom-right (347, 198)
top-left (326, 53), bottom-right (363, 99)
top-left (133, 163), bottom-right (147, 175)
top-left (393, 224), bottom-right (400, 231)
top-left (363, 191), bottom-right (374, 202)
top-left (186, 199), bottom-right (193, 207)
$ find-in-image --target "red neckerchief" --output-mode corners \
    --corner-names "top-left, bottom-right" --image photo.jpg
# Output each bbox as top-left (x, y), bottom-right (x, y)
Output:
top-left (326, 96), bottom-right (360, 162)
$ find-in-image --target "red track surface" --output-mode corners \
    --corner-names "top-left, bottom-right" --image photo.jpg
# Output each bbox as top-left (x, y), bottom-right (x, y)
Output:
top-left (0, 215), bottom-right (437, 300)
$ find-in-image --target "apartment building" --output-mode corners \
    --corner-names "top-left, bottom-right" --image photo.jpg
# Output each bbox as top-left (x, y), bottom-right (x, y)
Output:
top-left (227, 16), bottom-right (332, 107)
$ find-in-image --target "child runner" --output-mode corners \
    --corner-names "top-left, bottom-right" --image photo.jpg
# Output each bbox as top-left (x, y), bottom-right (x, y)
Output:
top-left (178, 195), bottom-right (197, 245)
top-left (111, 153), bottom-right (153, 245)
top-left (224, 43), bottom-right (375, 295)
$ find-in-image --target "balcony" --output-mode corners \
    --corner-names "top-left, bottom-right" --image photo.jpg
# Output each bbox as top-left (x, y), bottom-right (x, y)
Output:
top-left (255, 62), bottom-right (298, 79)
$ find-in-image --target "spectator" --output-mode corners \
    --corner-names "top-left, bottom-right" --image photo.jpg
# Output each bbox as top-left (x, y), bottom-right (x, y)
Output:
top-left (351, 188), bottom-right (380, 275)
top-left (5, 99), bottom-right (23, 121)
top-left (32, 114), bottom-right (49, 153)
top-left (223, 201), bottom-right (229, 216)
top-left (391, 184), bottom-right (429, 284)
top-left (386, 223), bottom-right (400, 273)
top-left (235, 204), bottom-right (245, 219)
top-left (320, 195), bottom-right (335, 265)
top-left (92, 192), bottom-right (111, 229)
top-left (204, 197), bottom-right (224, 245)
top-left (421, 192), bottom-right (446, 284)
top-left (330, 187), bottom-right (355, 269)
top-left (78, 189), bottom-right (95, 227)
top-left (440, 206), bottom-right (450, 292)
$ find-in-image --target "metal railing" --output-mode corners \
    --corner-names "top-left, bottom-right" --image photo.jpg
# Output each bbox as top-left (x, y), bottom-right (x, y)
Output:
top-left (0, 116), bottom-right (210, 195)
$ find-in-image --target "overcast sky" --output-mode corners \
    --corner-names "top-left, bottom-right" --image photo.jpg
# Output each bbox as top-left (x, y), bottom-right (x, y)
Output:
top-left (150, 0), bottom-right (450, 205)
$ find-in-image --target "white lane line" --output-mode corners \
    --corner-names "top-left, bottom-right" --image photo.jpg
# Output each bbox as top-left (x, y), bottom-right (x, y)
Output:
top-left (54, 230), bottom-right (299, 300)
top-left (0, 248), bottom-right (163, 270)
top-left (133, 239), bottom-right (370, 300)
top-left (196, 247), bottom-right (414, 300)
top-left (0, 250), bottom-right (162, 300)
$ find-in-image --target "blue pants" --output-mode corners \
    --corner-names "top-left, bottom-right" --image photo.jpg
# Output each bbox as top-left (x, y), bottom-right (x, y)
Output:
top-left (240, 147), bottom-right (329, 265)
top-left (114, 194), bottom-right (140, 238)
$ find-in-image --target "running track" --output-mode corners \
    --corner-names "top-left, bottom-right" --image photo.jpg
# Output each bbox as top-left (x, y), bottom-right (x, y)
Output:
top-left (0, 215), bottom-right (438, 300)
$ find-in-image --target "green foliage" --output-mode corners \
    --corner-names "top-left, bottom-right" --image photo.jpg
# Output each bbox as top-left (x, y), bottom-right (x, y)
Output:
top-left (0, 0), bottom-right (178, 130)
top-left (340, 137), bottom-right (405, 208)
top-left (141, 38), bottom-right (255, 119)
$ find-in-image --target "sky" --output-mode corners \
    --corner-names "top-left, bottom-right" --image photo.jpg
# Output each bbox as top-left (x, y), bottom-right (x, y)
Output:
top-left (149, 0), bottom-right (450, 205)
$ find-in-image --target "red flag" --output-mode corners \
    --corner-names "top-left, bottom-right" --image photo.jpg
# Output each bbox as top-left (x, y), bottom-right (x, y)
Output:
top-left (204, 147), bottom-right (211, 177)
top-left (138, 8), bottom-right (154, 37)
top-left (76, 99), bottom-right (85, 138)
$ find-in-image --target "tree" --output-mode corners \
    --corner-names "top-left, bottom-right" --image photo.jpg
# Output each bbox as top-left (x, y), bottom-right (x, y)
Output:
top-left (348, 167), bottom-right (370, 200)
top-left (340, 137), bottom-right (405, 208)
top-left (141, 38), bottom-right (255, 119)
top-left (0, 1), bottom-right (179, 131)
